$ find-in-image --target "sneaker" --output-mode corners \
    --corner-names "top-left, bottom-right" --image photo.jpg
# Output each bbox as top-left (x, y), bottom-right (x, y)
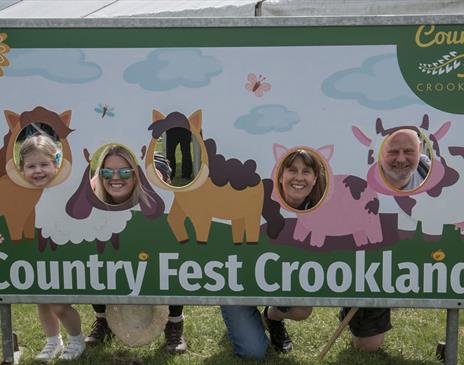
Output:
top-left (262, 306), bottom-right (293, 353)
top-left (164, 320), bottom-right (187, 354)
top-left (59, 337), bottom-right (85, 360)
top-left (35, 339), bottom-right (64, 362)
top-left (85, 317), bottom-right (113, 345)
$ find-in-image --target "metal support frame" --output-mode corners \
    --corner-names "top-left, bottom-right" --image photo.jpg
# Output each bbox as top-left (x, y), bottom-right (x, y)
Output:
top-left (445, 309), bottom-right (459, 365)
top-left (0, 304), bottom-right (14, 365)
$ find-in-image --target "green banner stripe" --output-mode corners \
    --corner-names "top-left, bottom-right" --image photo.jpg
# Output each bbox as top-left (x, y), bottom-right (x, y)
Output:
top-left (0, 26), bottom-right (408, 48)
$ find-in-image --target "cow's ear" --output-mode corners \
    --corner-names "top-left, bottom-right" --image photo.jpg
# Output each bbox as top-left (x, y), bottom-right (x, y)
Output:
top-left (432, 121), bottom-right (451, 141)
top-left (273, 144), bottom-right (287, 161)
top-left (318, 145), bottom-right (334, 161)
top-left (152, 110), bottom-right (166, 122)
top-left (352, 126), bottom-right (372, 147)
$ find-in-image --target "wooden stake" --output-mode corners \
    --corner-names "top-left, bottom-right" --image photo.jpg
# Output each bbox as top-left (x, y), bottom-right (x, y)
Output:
top-left (318, 307), bottom-right (358, 360)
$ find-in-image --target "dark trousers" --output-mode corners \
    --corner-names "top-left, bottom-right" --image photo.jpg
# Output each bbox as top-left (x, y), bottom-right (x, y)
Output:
top-left (166, 128), bottom-right (192, 179)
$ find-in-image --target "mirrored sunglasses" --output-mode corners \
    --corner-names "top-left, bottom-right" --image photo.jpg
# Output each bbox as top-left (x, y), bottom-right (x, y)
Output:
top-left (100, 167), bottom-right (134, 180)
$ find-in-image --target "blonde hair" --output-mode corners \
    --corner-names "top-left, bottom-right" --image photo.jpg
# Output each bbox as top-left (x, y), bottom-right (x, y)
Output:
top-left (19, 134), bottom-right (61, 170)
top-left (93, 145), bottom-right (149, 206)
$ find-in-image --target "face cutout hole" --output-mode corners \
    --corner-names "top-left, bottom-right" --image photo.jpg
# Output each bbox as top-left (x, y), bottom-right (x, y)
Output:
top-left (275, 148), bottom-right (328, 212)
top-left (379, 128), bottom-right (433, 193)
top-left (90, 144), bottom-right (141, 206)
top-left (14, 123), bottom-right (62, 188)
top-left (153, 127), bottom-right (203, 188)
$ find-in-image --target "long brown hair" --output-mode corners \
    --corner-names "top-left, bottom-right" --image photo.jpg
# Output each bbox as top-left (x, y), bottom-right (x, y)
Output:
top-left (277, 149), bottom-right (326, 209)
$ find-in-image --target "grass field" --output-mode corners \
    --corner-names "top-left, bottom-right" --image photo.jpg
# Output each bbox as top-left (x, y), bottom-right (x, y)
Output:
top-left (5, 305), bottom-right (463, 364)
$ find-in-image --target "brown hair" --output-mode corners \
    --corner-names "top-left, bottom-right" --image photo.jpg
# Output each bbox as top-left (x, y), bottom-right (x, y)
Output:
top-left (277, 149), bottom-right (326, 209)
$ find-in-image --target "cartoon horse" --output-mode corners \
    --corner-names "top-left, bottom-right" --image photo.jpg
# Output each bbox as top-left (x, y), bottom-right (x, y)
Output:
top-left (0, 106), bottom-right (73, 242)
top-left (144, 109), bottom-right (283, 244)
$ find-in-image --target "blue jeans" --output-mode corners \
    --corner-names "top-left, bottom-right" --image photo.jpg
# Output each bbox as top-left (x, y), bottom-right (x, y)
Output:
top-left (220, 305), bottom-right (269, 360)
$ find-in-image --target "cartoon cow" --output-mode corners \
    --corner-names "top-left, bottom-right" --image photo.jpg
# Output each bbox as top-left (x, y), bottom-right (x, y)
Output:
top-left (352, 114), bottom-right (461, 240)
top-left (144, 109), bottom-right (284, 244)
top-left (0, 107), bottom-right (73, 244)
top-left (272, 144), bottom-right (383, 247)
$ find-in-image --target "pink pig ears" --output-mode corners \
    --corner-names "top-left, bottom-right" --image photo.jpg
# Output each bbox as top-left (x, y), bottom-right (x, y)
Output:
top-left (273, 143), bottom-right (288, 160)
top-left (317, 145), bottom-right (334, 161)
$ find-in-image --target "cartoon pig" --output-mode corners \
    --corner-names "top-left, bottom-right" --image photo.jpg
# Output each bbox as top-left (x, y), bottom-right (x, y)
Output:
top-left (272, 144), bottom-right (383, 247)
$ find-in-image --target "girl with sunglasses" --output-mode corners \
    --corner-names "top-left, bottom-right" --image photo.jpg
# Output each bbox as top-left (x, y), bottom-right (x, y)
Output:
top-left (87, 145), bottom-right (187, 353)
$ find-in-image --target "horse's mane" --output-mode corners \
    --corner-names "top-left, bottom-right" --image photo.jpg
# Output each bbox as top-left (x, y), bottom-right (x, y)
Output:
top-left (149, 112), bottom-right (191, 139)
top-left (20, 107), bottom-right (73, 139)
top-left (148, 111), bottom-right (261, 190)
top-left (205, 138), bottom-right (261, 190)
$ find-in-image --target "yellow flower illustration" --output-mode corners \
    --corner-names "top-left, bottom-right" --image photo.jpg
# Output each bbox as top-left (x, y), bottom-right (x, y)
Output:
top-left (0, 33), bottom-right (10, 77)
top-left (138, 250), bottom-right (149, 261)
top-left (431, 249), bottom-right (445, 261)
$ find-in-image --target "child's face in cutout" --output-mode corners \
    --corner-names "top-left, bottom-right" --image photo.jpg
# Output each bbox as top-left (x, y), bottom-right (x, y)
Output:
top-left (22, 152), bottom-right (58, 187)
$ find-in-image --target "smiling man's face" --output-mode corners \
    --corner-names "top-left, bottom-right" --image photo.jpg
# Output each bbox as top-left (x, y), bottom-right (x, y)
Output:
top-left (380, 129), bottom-right (421, 189)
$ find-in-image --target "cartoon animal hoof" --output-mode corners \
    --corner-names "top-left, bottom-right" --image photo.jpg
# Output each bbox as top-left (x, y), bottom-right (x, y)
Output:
top-left (398, 230), bottom-right (415, 240)
top-left (246, 241), bottom-right (258, 245)
top-left (234, 242), bottom-right (242, 245)
top-left (179, 239), bottom-right (189, 244)
top-left (96, 241), bottom-right (106, 254)
top-left (197, 241), bottom-right (207, 245)
top-left (50, 241), bottom-right (58, 251)
top-left (423, 233), bottom-right (442, 242)
top-left (110, 233), bottom-right (120, 250)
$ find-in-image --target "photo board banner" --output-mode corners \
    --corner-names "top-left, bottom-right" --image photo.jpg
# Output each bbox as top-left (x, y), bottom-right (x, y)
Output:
top-left (0, 21), bottom-right (464, 308)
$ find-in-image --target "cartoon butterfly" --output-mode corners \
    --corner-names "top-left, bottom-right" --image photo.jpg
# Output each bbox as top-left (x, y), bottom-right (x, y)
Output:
top-left (245, 73), bottom-right (271, 97)
top-left (94, 103), bottom-right (115, 118)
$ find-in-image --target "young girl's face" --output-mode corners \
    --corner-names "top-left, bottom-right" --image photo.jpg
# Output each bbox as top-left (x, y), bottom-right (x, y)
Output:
top-left (22, 152), bottom-right (58, 187)
top-left (101, 154), bottom-right (136, 204)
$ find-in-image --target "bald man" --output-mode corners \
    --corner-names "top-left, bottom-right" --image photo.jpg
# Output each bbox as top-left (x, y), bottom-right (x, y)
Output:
top-left (380, 129), bottom-right (430, 190)
top-left (341, 129), bottom-right (431, 352)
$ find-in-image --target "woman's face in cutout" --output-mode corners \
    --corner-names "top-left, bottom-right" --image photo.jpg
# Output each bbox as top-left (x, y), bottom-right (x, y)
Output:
top-left (22, 152), bottom-right (58, 187)
top-left (279, 156), bottom-right (317, 209)
top-left (101, 154), bottom-right (136, 204)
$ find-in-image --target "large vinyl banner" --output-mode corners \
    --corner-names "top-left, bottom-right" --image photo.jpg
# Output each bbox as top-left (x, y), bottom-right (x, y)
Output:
top-left (0, 24), bottom-right (463, 307)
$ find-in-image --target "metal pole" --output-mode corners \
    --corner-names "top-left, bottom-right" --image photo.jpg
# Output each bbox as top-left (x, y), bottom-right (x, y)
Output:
top-left (444, 309), bottom-right (459, 365)
top-left (0, 304), bottom-right (14, 365)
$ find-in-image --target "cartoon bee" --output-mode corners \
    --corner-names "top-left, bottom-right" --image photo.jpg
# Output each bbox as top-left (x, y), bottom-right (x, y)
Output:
top-left (94, 103), bottom-right (115, 118)
top-left (431, 249), bottom-right (445, 261)
top-left (245, 73), bottom-right (271, 97)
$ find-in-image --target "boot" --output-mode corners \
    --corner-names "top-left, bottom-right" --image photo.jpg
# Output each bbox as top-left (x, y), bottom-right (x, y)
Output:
top-left (164, 320), bottom-right (187, 354)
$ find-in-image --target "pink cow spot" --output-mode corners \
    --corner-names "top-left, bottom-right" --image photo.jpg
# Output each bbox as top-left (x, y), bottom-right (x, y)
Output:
top-left (271, 144), bottom-right (383, 248)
